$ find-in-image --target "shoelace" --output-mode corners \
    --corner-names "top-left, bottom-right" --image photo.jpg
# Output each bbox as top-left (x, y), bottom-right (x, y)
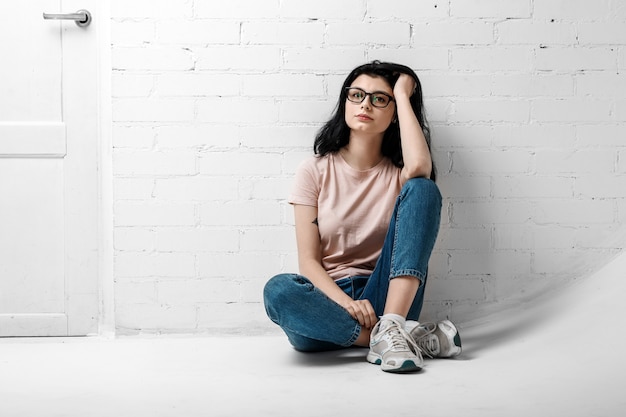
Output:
top-left (412, 322), bottom-right (438, 358)
top-left (383, 320), bottom-right (423, 357)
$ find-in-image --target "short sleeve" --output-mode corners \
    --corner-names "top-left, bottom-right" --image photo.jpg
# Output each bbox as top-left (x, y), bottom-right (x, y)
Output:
top-left (288, 157), bottom-right (320, 207)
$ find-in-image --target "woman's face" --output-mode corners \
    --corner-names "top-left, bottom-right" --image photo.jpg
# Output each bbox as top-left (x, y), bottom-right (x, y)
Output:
top-left (344, 74), bottom-right (396, 137)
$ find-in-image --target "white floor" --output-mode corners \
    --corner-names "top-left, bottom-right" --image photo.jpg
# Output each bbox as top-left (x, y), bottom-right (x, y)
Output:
top-left (2, 254), bottom-right (625, 417)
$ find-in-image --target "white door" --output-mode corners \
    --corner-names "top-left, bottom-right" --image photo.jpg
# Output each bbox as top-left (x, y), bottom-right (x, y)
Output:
top-left (0, 0), bottom-right (99, 336)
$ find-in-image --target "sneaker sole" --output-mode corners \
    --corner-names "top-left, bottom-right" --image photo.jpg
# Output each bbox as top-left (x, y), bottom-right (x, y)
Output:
top-left (366, 352), bottom-right (423, 373)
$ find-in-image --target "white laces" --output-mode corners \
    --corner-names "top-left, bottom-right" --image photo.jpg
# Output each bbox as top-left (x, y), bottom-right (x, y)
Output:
top-left (412, 322), bottom-right (438, 358)
top-left (381, 320), bottom-right (423, 356)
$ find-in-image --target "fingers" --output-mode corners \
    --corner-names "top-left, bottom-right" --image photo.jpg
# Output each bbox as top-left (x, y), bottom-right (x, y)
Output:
top-left (394, 74), bottom-right (416, 97)
top-left (346, 300), bottom-right (377, 330)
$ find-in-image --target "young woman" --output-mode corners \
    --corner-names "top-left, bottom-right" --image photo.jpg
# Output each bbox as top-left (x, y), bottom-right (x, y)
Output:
top-left (263, 61), bottom-right (461, 373)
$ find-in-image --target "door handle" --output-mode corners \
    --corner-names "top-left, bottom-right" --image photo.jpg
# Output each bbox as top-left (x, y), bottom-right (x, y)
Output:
top-left (43, 9), bottom-right (92, 27)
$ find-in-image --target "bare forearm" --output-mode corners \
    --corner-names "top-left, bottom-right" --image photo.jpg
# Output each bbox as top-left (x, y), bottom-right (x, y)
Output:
top-left (299, 258), bottom-right (353, 306)
top-left (396, 95), bottom-right (432, 180)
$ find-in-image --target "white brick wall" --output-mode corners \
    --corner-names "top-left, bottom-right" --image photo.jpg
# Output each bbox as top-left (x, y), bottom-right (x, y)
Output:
top-left (110, 0), bottom-right (626, 333)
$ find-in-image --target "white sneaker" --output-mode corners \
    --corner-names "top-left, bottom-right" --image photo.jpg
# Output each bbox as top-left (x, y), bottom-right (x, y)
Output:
top-left (410, 320), bottom-right (462, 358)
top-left (367, 318), bottom-right (424, 373)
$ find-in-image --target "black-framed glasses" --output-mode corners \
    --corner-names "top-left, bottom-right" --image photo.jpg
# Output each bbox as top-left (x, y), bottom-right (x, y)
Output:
top-left (344, 87), bottom-right (395, 108)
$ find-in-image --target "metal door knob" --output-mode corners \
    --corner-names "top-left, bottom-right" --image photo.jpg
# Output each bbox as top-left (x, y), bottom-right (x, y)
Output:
top-left (43, 9), bottom-right (92, 27)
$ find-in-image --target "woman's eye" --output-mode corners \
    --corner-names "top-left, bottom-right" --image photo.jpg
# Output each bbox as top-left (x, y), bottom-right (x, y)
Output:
top-left (373, 95), bottom-right (387, 105)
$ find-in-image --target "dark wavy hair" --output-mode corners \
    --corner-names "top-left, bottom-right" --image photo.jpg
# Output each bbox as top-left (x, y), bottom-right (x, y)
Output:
top-left (314, 60), bottom-right (435, 181)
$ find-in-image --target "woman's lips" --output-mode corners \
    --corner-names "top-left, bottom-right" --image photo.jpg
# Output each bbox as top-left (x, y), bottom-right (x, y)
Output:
top-left (356, 114), bottom-right (373, 121)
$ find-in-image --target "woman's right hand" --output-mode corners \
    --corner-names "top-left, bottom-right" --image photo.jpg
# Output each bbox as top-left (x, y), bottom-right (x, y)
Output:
top-left (342, 299), bottom-right (377, 330)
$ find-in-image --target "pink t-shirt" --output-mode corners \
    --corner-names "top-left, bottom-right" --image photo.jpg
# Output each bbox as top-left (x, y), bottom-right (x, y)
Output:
top-left (289, 153), bottom-right (402, 280)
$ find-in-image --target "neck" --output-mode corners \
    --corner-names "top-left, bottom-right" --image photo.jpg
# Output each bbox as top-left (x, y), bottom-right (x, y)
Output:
top-left (340, 132), bottom-right (384, 171)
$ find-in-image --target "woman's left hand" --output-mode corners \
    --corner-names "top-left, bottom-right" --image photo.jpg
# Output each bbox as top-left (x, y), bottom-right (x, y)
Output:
top-left (393, 74), bottom-right (416, 100)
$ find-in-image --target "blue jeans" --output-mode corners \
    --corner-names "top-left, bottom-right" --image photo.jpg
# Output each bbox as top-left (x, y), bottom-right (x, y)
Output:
top-left (263, 178), bottom-right (442, 352)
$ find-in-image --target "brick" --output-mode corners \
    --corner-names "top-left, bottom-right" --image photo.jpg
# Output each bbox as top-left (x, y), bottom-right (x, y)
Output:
top-left (241, 74), bottom-right (324, 97)
top-left (452, 200), bottom-right (534, 224)
top-left (436, 175), bottom-right (491, 198)
top-left (155, 73), bottom-right (240, 97)
top-left (114, 178), bottom-right (155, 200)
top-left (196, 98), bottom-right (279, 124)
top-left (112, 126), bottom-right (155, 149)
top-left (283, 150), bottom-right (315, 175)
top-left (492, 124), bottom-right (576, 149)
top-left (529, 225), bottom-right (581, 249)
top-left (153, 177), bottom-right (239, 201)
top-left (327, 23), bottom-right (411, 46)
top-left (279, 100), bottom-right (334, 124)
top-left (531, 99), bottom-right (612, 123)
top-left (282, 48), bottom-right (367, 71)
top-left (367, 0), bottom-right (449, 19)
top-left (493, 224), bottom-right (533, 250)
top-left (195, 46), bottom-right (280, 71)
top-left (114, 281), bottom-right (158, 305)
top-left (115, 252), bottom-right (196, 277)
top-left (532, 249), bottom-right (603, 276)
top-left (195, 0), bottom-right (279, 19)
top-left (451, 47), bottom-right (533, 71)
top-left (241, 22), bottom-right (324, 45)
top-left (426, 277), bottom-right (486, 302)
top-left (198, 252), bottom-right (283, 279)
top-left (112, 98), bottom-right (195, 122)
top-left (490, 74), bottom-right (573, 97)
top-left (535, 47), bottom-right (617, 71)
top-left (113, 150), bottom-right (196, 176)
top-left (533, 0), bottom-right (611, 20)
top-left (157, 279), bottom-right (240, 304)
top-left (452, 150), bottom-right (532, 174)
top-left (280, 0), bottom-right (365, 19)
top-left (200, 201), bottom-right (281, 226)
top-left (423, 99), bottom-right (453, 124)
top-left (534, 149), bottom-right (616, 174)
top-left (114, 202), bottom-right (196, 227)
top-left (431, 125), bottom-right (493, 149)
top-left (157, 125), bottom-right (240, 149)
top-left (575, 175), bottom-right (626, 198)
top-left (577, 74), bottom-right (626, 98)
top-left (576, 125), bottom-right (626, 147)
top-left (451, 0), bottom-right (531, 18)
top-left (198, 152), bottom-right (282, 176)
top-left (114, 228), bottom-right (155, 252)
top-left (239, 178), bottom-right (294, 200)
top-left (449, 250), bottom-right (531, 275)
top-left (412, 22), bottom-right (494, 46)
top-left (496, 20), bottom-right (576, 45)
top-left (367, 48), bottom-right (449, 71)
top-left (492, 175), bottom-right (574, 198)
top-left (576, 225), bottom-right (626, 249)
top-left (112, 73), bottom-right (154, 98)
top-left (436, 227), bottom-right (491, 250)
top-left (451, 100), bottom-right (530, 123)
top-left (110, 21), bottom-right (155, 46)
top-left (577, 23), bottom-right (626, 44)
top-left (240, 227), bottom-right (296, 252)
top-left (420, 73), bottom-right (493, 98)
top-left (115, 303), bottom-right (197, 332)
top-left (156, 228), bottom-right (239, 253)
top-left (112, 47), bottom-right (193, 71)
top-left (197, 302), bottom-right (269, 330)
top-left (240, 126), bottom-right (316, 149)
top-left (156, 20), bottom-right (240, 45)
top-left (533, 199), bottom-right (614, 224)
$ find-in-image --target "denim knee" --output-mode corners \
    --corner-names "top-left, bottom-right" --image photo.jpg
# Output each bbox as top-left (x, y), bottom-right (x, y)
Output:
top-left (401, 177), bottom-right (441, 203)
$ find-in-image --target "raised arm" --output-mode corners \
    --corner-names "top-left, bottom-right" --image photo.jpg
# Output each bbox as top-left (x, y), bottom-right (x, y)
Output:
top-left (394, 74), bottom-right (433, 183)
